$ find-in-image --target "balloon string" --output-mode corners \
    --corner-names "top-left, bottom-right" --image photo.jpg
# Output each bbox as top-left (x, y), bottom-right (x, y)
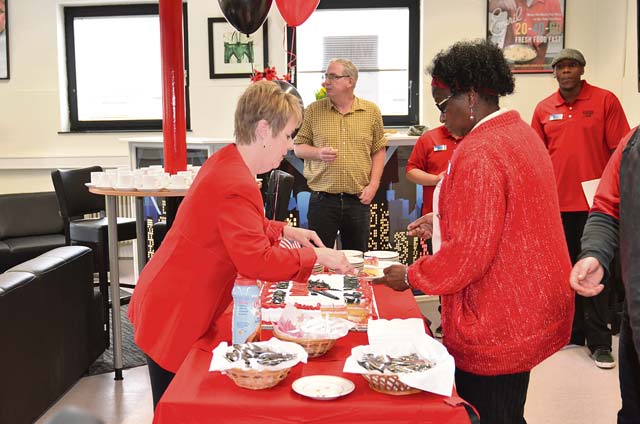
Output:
top-left (287, 27), bottom-right (297, 82)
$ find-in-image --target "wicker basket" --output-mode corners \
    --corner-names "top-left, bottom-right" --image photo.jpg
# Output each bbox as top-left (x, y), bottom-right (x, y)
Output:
top-left (225, 367), bottom-right (292, 390)
top-left (273, 327), bottom-right (337, 358)
top-left (362, 374), bottom-right (422, 396)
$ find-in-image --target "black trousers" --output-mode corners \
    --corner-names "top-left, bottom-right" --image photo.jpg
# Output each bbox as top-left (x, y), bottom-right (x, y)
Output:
top-left (562, 211), bottom-right (612, 351)
top-left (456, 368), bottom-right (530, 424)
top-left (307, 191), bottom-right (371, 251)
top-left (146, 354), bottom-right (175, 411)
top-left (617, 305), bottom-right (640, 423)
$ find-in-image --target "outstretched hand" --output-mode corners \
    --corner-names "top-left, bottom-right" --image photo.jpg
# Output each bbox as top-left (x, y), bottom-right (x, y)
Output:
top-left (407, 213), bottom-right (434, 239)
top-left (569, 257), bottom-right (605, 297)
top-left (372, 264), bottom-right (410, 292)
top-left (314, 248), bottom-right (353, 274)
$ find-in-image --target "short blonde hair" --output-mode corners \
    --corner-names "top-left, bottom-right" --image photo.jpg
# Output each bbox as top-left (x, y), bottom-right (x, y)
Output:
top-left (234, 81), bottom-right (303, 146)
top-left (328, 58), bottom-right (358, 85)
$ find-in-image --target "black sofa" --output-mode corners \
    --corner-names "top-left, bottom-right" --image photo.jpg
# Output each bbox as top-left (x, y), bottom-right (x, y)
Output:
top-left (0, 192), bottom-right (66, 273)
top-left (0, 246), bottom-right (106, 424)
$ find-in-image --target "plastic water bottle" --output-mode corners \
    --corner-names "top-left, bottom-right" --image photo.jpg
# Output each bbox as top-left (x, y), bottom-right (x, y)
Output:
top-left (231, 276), bottom-right (261, 344)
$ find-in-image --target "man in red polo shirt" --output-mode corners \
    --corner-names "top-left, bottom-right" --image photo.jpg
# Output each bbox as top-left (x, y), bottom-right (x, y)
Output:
top-left (532, 48), bottom-right (630, 369)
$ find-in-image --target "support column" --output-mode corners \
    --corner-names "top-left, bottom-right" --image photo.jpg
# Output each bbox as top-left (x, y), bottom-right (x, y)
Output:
top-left (159, 0), bottom-right (187, 174)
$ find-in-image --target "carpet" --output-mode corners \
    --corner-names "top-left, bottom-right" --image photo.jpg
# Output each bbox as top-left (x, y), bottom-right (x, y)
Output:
top-left (86, 304), bottom-right (147, 376)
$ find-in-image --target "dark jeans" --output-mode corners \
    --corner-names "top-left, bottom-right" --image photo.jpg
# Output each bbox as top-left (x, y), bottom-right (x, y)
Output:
top-left (618, 305), bottom-right (640, 423)
top-left (562, 211), bottom-right (611, 351)
top-left (307, 191), bottom-right (371, 251)
top-left (455, 368), bottom-right (530, 424)
top-left (146, 354), bottom-right (175, 411)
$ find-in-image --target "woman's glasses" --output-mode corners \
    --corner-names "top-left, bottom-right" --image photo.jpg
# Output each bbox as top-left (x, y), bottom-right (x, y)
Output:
top-left (435, 94), bottom-right (454, 113)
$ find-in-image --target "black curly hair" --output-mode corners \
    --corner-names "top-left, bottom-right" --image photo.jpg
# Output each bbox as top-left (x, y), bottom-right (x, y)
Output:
top-left (428, 39), bottom-right (515, 104)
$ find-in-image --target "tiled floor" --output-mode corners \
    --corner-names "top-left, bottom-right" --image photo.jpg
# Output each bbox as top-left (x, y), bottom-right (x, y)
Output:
top-left (36, 265), bottom-right (623, 424)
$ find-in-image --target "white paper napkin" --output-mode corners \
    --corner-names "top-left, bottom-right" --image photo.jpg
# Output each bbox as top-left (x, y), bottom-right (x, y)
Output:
top-left (343, 318), bottom-right (455, 396)
top-left (367, 318), bottom-right (426, 344)
top-left (209, 337), bottom-right (308, 372)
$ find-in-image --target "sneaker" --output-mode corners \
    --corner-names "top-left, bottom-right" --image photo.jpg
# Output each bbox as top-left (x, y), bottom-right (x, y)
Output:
top-left (435, 326), bottom-right (443, 339)
top-left (592, 348), bottom-right (616, 369)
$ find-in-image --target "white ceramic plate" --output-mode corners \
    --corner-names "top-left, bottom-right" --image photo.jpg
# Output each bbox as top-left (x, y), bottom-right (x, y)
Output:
top-left (341, 249), bottom-right (363, 258)
top-left (364, 251), bottom-right (399, 260)
top-left (84, 182), bottom-right (95, 188)
top-left (292, 375), bottom-right (355, 400)
top-left (378, 260), bottom-right (402, 269)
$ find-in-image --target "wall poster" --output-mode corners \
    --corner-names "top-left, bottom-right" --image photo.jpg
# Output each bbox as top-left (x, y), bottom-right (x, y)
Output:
top-left (487, 0), bottom-right (565, 73)
top-left (208, 17), bottom-right (269, 79)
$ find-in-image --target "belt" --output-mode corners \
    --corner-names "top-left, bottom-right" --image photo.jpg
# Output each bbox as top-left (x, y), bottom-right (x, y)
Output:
top-left (316, 191), bottom-right (359, 199)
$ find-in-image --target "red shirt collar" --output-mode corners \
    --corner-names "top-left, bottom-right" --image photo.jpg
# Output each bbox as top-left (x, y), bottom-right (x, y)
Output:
top-left (554, 80), bottom-right (593, 106)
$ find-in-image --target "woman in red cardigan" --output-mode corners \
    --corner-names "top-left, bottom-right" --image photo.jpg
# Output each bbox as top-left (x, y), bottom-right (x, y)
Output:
top-left (374, 40), bottom-right (573, 423)
top-left (129, 81), bottom-right (352, 409)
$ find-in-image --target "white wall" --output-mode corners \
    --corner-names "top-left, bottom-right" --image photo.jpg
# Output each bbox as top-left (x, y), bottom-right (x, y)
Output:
top-left (0, 0), bottom-right (637, 194)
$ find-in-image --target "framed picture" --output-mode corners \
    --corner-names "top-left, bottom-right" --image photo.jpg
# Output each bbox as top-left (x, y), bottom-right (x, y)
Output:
top-left (487, 0), bottom-right (565, 74)
top-left (208, 17), bottom-right (268, 79)
top-left (0, 0), bottom-right (8, 80)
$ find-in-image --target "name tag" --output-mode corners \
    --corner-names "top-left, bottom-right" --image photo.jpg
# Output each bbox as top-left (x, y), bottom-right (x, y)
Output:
top-left (549, 113), bottom-right (563, 121)
top-left (434, 145), bottom-right (447, 152)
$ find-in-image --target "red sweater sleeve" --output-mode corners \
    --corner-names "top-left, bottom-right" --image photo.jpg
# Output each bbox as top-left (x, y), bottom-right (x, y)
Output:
top-left (409, 147), bottom-right (506, 294)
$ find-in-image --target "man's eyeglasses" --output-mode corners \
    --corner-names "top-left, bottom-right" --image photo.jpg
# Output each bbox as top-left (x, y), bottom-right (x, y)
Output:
top-left (323, 73), bottom-right (350, 81)
top-left (435, 94), bottom-right (454, 114)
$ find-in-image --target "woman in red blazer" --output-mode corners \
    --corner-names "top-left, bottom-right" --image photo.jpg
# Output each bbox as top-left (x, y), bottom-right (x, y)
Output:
top-left (129, 81), bottom-right (352, 409)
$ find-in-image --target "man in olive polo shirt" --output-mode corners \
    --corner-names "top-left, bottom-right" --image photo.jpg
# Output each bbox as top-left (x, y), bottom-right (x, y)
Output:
top-left (294, 58), bottom-right (387, 251)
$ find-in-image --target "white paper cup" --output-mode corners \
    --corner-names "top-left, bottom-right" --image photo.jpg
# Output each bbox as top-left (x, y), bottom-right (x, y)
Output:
top-left (177, 171), bottom-right (192, 184)
top-left (90, 171), bottom-right (105, 185)
top-left (142, 174), bottom-right (161, 190)
top-left (116, 174), bottom-right (134, 189)
top-left (105, 169), bottom-right (118, 187)
top-left (169, 174), bottom-right (188, 189)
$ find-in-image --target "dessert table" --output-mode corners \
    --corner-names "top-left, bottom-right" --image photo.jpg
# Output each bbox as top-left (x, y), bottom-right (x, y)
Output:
top-left (154, 284), bottom-right (477, 423)
top-left (89, 187), bottom-right (187, 379)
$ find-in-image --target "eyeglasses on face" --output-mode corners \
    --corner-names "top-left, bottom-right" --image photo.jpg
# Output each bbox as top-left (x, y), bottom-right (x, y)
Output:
top-left (435, 94), bottom-right (454, 114)
top-left (323, 73), bottom-right (350, 81)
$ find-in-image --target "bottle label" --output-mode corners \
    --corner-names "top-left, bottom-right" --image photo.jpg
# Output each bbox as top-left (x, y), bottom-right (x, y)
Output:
top-left (232, 284), bottom-right (261, 344)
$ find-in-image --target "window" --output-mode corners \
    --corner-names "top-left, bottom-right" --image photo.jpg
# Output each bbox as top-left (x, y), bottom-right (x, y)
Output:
top-left (289, 0), bottom-right (419, 126)
top-left (64, 4), bottom-right (190, 132)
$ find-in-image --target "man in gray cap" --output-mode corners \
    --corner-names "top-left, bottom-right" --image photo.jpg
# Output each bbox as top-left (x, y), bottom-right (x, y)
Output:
top-left (532, 48), bottom-right (630, 369)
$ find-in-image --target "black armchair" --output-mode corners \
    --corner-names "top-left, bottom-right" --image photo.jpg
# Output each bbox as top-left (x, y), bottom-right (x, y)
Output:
top-left (51, 166), bottom-right (137, 347)
top-left (264, 170), bottom-right (294, 222)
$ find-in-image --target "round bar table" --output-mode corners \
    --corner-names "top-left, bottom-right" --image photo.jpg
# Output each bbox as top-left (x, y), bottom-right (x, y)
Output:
top-left (89, 187), bottom-right (187, 380)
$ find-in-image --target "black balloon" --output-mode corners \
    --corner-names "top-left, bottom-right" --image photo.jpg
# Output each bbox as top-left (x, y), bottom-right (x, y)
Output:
top-left (218, 0), bottom-right (273, 35)
top-left (273, 80), bottom-right (304, 110)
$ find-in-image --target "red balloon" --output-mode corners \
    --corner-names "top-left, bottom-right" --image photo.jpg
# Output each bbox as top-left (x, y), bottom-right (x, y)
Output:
top-left (275, 0), bottom-right (320, 27)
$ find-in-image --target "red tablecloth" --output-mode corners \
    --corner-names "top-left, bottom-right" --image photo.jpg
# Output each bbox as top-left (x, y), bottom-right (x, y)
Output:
top-left (154, 284), bottom-right (474, 424)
